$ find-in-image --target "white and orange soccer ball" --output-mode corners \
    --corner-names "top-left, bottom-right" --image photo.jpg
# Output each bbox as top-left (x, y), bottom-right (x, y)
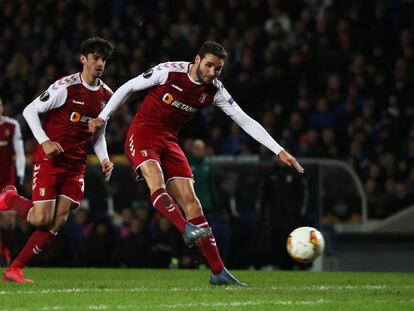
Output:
top-left (286, 226), bottom-right (325, 263)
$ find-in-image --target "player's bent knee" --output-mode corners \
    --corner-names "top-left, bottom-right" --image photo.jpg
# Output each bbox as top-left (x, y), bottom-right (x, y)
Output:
top-left (29, 210), bottom-right (54, 228)
top-left (30, 216), bottom-right (53, 228)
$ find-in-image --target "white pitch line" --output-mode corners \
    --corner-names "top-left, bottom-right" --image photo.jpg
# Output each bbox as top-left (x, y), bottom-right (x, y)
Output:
top-left (269, 284), bottom-right (414, 291)
top-left (2, 284), bottom-right (414, 296)
top-left (2, 298), bottom-right (414, 311)
top-left (0, 287), bottom-right (206, 295)
top-left (0, 299), bottom-right (330, 311)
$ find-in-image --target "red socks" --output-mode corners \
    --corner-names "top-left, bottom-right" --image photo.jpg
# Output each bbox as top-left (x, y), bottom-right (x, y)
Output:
top-left (150, 188), bottom-right (187, 233)
top-left (150, 189), bottom-right (224, 274)
top-left (9, 229), bottom-right (57, 269)
top-left (190, 215), bottom-right (224, 274)
top-left (6, 194), bottom-right (33, 221)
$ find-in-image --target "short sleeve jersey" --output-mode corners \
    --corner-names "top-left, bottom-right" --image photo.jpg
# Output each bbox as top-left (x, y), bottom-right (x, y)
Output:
top-left (131, 61), bottom-right (237, 136)
top-left (32, 73), bottom-right (112, 171)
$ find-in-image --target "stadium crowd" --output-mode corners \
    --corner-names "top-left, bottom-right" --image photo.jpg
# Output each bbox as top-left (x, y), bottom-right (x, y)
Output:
top-left (1, 0), bottom-right (414, 268)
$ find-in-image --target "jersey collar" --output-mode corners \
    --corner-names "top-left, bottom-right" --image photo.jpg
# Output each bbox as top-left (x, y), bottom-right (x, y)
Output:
top-left (79, 73), bottom-right (102, 91)
top-left (187, 64), bottom-right (202, 85)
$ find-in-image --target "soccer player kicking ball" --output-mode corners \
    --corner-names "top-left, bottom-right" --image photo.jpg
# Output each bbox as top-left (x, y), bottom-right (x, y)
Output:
top-left (0, 98), bottom-right (25, 265)
top-left (89, 41), bottom-right (304, 286)
top-left (0, 37), bottom-right (116, 283)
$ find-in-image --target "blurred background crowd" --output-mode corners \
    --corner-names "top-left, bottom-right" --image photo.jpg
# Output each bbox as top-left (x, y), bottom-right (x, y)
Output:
top-left (1, 0), bottom-right (414, 269)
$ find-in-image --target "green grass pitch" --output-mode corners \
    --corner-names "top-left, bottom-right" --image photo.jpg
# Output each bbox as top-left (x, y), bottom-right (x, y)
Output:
top-left (1, 268), bottom-right (413, 310)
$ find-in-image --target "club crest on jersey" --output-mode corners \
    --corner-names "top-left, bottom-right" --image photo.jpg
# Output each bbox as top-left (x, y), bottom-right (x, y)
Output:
top-left (39, 91), bottom-right (50, 102)
top-left (39, 188), bottom-right (46, 197)
top-left (140, 149), bottom-right (148, 157)
top-left (199, 93), bottom-right (208, 104)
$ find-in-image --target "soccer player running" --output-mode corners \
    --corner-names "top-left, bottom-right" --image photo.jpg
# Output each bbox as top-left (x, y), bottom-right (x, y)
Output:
top-left (89, 41), bottom-right (304, 286)
top-left (0, 98), bottom-right (25, 265)
top-left (0, 37), bottom-right (115, 283)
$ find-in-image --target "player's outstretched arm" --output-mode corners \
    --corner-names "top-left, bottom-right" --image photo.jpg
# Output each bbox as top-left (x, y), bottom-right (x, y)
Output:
top-left (217, 98), bottom-right (304, 173)
top-left (278, 150), bottom-right (304, 173)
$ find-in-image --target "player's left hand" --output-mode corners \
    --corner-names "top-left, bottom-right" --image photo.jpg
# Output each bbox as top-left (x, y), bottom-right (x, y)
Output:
top-left (101, 159), bottom-right (114, 182)
top-left (278, 150), bottom-right (304, 173)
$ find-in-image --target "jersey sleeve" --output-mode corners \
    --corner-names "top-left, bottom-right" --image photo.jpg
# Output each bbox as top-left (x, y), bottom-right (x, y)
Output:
top-left (212, 81), bottom-right (241, 117)
top-left (12, 120), bottom-right (25, 179)
top-left (92, 123), bottom-right (109, 163)
top-left (22, 80), bottom-right (68, 144)
top-left (99, 63), bottom-right (169, 121)
top-left (213, 81), bottom-right (284, 155)
top-left (31, 82), bottom-right (68, 113)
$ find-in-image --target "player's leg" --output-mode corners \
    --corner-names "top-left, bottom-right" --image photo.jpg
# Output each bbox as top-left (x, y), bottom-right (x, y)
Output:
top-left (0, 163), bottom-right (56, 224)
top-left (1, 170), bottom-right (57, 282)
top-left (7, 198), bottom-right (69, 269)
top-left (2, 172), bottom-right (81, 283)
top-left (0, 186), bottom-right (33, 219)
top-left (2, 200), bottom-right (57, 283)
top-left (125, 131), bottom-right (209, 246)
top-left (167, 178), bottom-right (221, 269)
top-left (140, 160), bottom-right (187, 233)
top-left (140, 161), bottom-right (210, 246)
top-left (168, 178), bottom-right (246, 286)
top-left (3, 200), bottom-right (56, 269)
top-left (0, 212), bottom-right (15, 265)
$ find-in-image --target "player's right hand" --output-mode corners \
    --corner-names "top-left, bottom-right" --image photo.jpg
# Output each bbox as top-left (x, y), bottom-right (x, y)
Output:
top-left (88, 117), bottom-right (105, 134)
top-left (101, 159), bottom-right (114, 182)
top-left (41, 140), bottom-right (64, 158)
top-left (278, 150), bottom-right (304, 173)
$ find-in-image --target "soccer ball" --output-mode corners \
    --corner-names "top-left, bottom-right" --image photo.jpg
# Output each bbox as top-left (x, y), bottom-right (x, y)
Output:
top-left (286, 226), bottom-right (325, 263)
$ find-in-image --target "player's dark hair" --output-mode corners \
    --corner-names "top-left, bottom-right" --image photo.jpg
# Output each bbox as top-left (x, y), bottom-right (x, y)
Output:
top-left (80, 37), bottom-right (114, 60)
top-left (198, 41), bottom-right (227, 60)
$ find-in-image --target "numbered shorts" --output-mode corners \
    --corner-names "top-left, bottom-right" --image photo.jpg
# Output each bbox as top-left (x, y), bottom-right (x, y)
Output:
top-left (124, 127), bottom-right (193, 182)
top-left (32, 162), bottom-right (85, 207)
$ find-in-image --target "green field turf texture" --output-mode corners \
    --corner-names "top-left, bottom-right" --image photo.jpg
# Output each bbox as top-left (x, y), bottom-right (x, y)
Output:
top-left (1, 268), bottom-right (413, 311)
